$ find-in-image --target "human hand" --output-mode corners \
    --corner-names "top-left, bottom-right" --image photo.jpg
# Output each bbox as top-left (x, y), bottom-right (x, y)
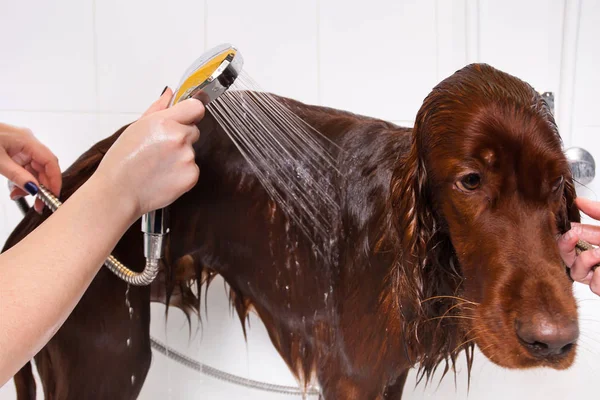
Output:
top-left (0, 123), bottom-right (62, 213)
top-left (558, 197), bottom-right (600, 296)
top-left (94, 88), bottom-right (205, 218)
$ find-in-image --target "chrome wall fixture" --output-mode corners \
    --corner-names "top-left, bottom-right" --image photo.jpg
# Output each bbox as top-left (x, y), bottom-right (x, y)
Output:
top-left (542, 91), bottom-right (595, 186)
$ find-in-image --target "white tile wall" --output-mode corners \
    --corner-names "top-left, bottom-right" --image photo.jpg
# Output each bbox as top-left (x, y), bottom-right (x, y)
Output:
top-left (0, 1), bottom-right (599, 399)
top-left (206, 0), bottom-right (319, 105)
top-left (478, 0), bottom-right (565, 93)
top-left (0, 0), bottom-right (96, 112)
top-left (572, 0), bottom-right (600, 129)
top-left (95, 0), bottom-right (208, 113)
top-left (319, 0), bottom-right (438, 121)
top-left (436, 0), bottom-right (469, 80)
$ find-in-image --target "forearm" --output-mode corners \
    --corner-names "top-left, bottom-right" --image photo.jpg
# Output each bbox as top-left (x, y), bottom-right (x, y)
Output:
top-left (0, 173), bottom-right (137, 385)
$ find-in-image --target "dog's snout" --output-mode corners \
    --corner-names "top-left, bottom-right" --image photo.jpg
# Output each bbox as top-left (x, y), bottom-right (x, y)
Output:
top-left (515, 314), bottom-right (579, 358)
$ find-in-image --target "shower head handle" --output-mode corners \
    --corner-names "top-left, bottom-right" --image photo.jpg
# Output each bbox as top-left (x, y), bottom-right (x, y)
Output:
top-left (142, 43), bottom-right (243, 264)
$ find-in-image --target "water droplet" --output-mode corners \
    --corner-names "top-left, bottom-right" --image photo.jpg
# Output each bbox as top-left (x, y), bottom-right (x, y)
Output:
top-left (285, 285), bottom-right (289, 290)
top-left (131, 375), bottom-right (136, 385)
top-left (129, 307), bottom-right (134, 318)
top-left (126, 338), bottom-right (131, 347)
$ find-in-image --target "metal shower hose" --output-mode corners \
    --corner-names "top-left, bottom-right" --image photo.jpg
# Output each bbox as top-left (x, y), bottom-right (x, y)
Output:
top-left (22, 185), bottom-right (321, 397)
top-left (36, 185), bottom-right (159, 286)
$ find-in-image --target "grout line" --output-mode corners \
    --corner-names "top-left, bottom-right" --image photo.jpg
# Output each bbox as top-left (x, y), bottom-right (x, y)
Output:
top-left (557, 0), bottom-right (582, 146)
top-left (464, 0), bottom-right (469, 65)
top-left (566, 0), bottom-right (582, 146)
top-left (0, 109), bottom-right (141, 116)
top-left (465, 0), bottom-right (481, 63)
top-left (434, 0), bottom-right (440, 81)
top-left (316, 0), bottom-right (322, 105)
top-left (204, 0), bottom-right (209, 51)
top-left (92, 0), bottom-right (99, 110)
top-left (475, 0), bottom-right (480, 61)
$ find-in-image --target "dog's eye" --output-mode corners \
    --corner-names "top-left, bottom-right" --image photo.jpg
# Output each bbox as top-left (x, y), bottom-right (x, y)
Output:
top-left (457, 173), bottom-right (481, 191)
top-left (551, 176), bottom-right (564, 192)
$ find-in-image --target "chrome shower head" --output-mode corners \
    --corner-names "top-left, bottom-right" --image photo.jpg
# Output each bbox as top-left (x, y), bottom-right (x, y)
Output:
top-left (141, 43), bottom-right (244, 285)
top-left (169, 43), bottom-right (244, 106)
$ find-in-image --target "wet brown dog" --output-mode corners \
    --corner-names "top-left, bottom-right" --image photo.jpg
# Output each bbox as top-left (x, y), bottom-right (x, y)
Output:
top-left (6, 63), bottom-right (580, 399)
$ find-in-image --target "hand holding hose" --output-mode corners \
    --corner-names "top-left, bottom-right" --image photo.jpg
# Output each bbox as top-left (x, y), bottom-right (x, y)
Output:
top-left (0, 88), bottom-right (206, 385)
top-left (0, 122), bottom-right (62, 213)
top-left (95, 88), bottom-right (205, 218)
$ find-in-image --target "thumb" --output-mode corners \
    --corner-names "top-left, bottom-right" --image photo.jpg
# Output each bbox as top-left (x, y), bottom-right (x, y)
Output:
top-left (0, 151), bottom-right (39, 195)
top-left (161, 98), bottom-right (206, 125)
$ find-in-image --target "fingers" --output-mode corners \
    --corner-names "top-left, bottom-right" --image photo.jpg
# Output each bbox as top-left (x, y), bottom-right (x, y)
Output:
top-left (186, 124), bottom-right (200, 145)
top-left (24, 143), bottom-right (62, 197)
top-left (558, 226), bottom-right (581, 267)
top-left (591, 271), bottom-right (600, 296)
top-left (570, 246), bottom-right (600, 283)
top-left (575, 197), bottom-right (600, 220)
top-left (0, 148), bottom-right (39, 193)
top-left (569, 222), bottom-right (600, 244)
top-left (162, 98), bottom-right (205, 125)
top-left (9, 187), bottom-right (27, 200)
top-left (142, 87), bottom-right (174, 117)
top-left (4, 127), bottom-right (62, 197)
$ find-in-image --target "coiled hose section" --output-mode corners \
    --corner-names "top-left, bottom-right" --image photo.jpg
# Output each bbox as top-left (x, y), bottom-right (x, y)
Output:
top-left (36, 185), bottom-right (159, 286)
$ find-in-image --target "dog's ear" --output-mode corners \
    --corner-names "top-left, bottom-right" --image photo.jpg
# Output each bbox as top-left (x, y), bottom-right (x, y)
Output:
top-left (389, 144), bottom-right (436, 290)
top-left (557, 173), bottom-right (580, 233)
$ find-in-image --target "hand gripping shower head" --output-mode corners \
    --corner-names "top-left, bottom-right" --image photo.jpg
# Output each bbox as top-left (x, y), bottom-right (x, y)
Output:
top-left (24, 44), bottom-right (243, 286)
top-left (140, 44), bottom-right (243, 284)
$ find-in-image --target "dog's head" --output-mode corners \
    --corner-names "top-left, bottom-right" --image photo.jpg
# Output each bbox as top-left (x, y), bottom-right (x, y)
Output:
top-left (394, 63), bottom-right (580, 371)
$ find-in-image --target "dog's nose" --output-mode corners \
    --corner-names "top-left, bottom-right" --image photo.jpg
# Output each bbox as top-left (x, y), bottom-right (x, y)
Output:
top-left (515, 314), bottom-right (579, 358)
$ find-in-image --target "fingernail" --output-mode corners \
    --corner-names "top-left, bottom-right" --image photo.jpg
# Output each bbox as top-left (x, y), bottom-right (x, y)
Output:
top-left (24, 182), bottom-right (38, 196)
top-left (562, 230), bottom-right (573, 241)
top-left (10, 192), bottom-right (23, 201)
top-left (160, 86), bottom-right (168, 96)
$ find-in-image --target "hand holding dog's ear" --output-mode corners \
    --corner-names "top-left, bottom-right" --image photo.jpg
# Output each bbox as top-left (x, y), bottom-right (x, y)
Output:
top-left (559, 197), bottom-right (600, 296)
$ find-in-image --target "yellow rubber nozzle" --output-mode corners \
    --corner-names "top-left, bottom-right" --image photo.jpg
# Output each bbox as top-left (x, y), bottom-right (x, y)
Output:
top-left (171, 47), bottom-right (239, 105)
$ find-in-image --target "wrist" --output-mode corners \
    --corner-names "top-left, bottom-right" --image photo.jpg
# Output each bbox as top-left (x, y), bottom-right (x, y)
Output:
top-left (84, 171), bottom-right (140, 226)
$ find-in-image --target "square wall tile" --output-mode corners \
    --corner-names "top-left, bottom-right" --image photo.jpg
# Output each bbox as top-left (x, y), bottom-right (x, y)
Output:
top-left (436, 0), bottom-right (468, 81)
top-left (0, 1), bottom-right (96, 111)
top-left (478, 0), bottom-right (564, 93)
top-left (572, 0), bottom-right (600, 128)
top-left (206, 0), bottom-right (319, 105)
top-left (319, 0), bottom-right (438, 122)
top-left (95, 0), bottom-right (207, 113)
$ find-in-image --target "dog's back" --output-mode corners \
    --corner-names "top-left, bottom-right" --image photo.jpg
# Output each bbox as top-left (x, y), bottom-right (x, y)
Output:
top-left (5, 93), bottom-right (413, 399)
